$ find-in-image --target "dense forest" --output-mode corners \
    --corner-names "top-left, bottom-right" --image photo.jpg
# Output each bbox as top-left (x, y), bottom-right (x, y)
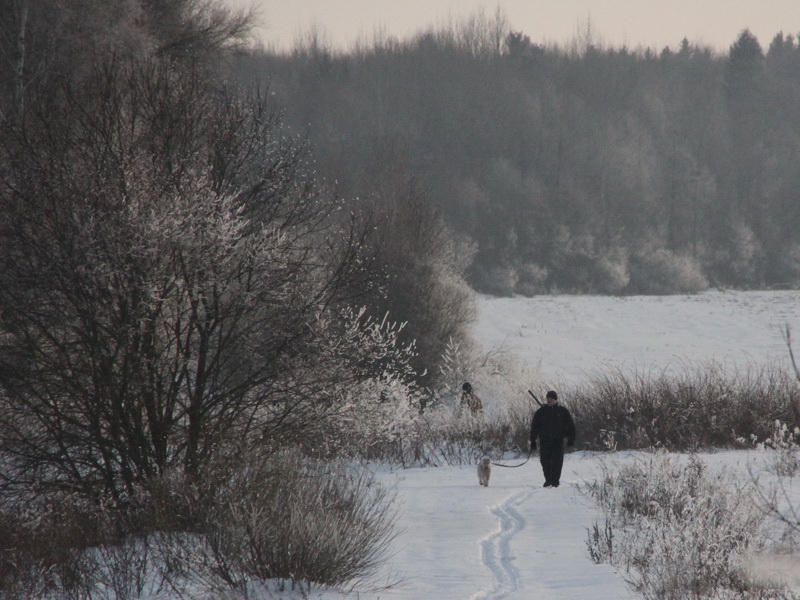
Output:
top-left (231, 13), bottom-right (800, 295)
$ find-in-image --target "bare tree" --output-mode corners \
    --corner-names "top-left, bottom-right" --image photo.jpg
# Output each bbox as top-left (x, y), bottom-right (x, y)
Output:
top-left (358, 139), bottom-right (477, 388)
top-left (0, 0), bottom-right (254, 120)
top-left (0, 57), bottom-right (407, 504)
top-left (6, 0), bottom-right (26, 117)
top-left (141, 0), bottom-right (255, 59)
top-left (0, 0), bottom-right (151, 119)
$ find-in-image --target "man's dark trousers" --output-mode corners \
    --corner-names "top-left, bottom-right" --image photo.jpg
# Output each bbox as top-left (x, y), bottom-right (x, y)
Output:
top-left (539, 437), bottom-right (565, 485)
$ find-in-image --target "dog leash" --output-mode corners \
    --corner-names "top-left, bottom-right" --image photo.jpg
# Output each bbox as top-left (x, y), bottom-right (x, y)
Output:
top-left (489, 392), bottom-right (543, 468)
top-left (490, 454), bottom-right (532, 468)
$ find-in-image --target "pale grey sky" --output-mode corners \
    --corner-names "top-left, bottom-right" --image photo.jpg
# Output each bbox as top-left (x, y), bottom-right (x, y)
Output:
top-left (228, 0), bottom-right (800, 53)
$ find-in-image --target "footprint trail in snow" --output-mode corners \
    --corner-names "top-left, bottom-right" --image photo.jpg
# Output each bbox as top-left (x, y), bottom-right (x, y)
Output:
top-left (472, 488), bottom-right (533, 600)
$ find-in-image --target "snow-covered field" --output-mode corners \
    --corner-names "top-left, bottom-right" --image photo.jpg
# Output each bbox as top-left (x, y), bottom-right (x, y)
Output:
top-left (318, 290), bottom-right (800, 600)
top-left (474, 289), bottom-right (800, 386)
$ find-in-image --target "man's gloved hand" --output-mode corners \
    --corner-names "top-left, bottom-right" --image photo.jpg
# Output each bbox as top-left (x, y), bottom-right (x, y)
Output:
top-left (530, 441), bottom-right (537, 451)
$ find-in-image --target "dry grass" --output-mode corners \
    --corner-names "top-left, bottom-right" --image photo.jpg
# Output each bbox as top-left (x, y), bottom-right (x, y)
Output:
top-left (569, 362), bottom-right (800, 451)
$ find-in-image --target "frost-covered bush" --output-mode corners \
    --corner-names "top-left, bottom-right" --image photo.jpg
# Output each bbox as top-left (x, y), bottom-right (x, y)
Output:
top-left (628, 246), bottom-right (708, 294)
top-left (0, 489), bottom-right (148, 599)
top-left (515, 261), bottom-right (549, 296)
top-left (586, 452), bottom-right (796, 600)
top-left (594, 246), bottom-right (631, 294)
top-left (712, 222), bottom-right (762, 287)
top-left (0, 448), bottom-right (399, 598)
top-left (473, 263), bottom-right (519, 297)
top-left (294, 307), bottom-right (422, 454)
top-left (201, 448), bottom-right (397, 590)
top-left (361, 179), bottom-right (477, 389)
top-left (749, 420), bottom-right (800, 477)
top-left (545, 229), bottom-right (631, 294)
top-left (355, 340), bottom-right (543, 466)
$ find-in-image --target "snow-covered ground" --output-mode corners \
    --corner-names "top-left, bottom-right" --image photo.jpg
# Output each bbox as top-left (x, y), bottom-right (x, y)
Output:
top-left (474, 289), bottom-right (800, 386)
top-left (358, 454), bottom-right (639, 600)
top-left (317, 290), bottom-right (800, 600)
top-left (353, 450), bottom-right (789, 600)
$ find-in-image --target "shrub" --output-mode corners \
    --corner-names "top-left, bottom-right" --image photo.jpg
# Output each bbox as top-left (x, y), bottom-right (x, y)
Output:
top-left (585, 452), bottom-right (797, 599)
top-left (545, 230), bottom-right (630, 294)
top-left (201, 448), bottom-right (397, 589)
top-left (0, 490), bottom-right (136, 599)
top-left (594, 247), bottom-right (631, 294)
top-left (0, 445), bottom-right (399, 598)
top-left (628, 246), bottom-right (708, 294)
top-left (473, 263), bottom-right (519, 297)
top-left (515, 261), bottom-right (549, 296)
top-left (750, 420), bottom-right (800, 478)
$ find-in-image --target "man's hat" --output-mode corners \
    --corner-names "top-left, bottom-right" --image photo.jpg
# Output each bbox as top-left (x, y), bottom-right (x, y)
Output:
top-left (462, 382), bottom-right (472, 392)
top-left (545, 390), bottom-right (558, 400)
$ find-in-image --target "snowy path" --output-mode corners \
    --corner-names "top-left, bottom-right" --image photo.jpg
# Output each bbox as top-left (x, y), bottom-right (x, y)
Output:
top-left (344, 452), bottom-right (636, 600)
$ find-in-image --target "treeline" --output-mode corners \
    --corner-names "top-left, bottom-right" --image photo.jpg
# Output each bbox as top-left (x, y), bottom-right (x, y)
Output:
top-left (232, 13), bottom-right (800, 295)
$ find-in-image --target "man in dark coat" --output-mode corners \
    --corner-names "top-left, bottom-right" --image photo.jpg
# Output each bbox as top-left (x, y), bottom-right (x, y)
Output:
top-left (530, 390), bottom-right (576, 488)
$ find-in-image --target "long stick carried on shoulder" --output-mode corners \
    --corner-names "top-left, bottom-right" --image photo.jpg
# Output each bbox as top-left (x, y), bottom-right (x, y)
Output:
top-left (528, 389), bottom-right (543, 407)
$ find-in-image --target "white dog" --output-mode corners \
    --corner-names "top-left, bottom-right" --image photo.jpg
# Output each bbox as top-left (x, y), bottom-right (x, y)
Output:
top-left (477, 457), bottom-right (492, 486)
